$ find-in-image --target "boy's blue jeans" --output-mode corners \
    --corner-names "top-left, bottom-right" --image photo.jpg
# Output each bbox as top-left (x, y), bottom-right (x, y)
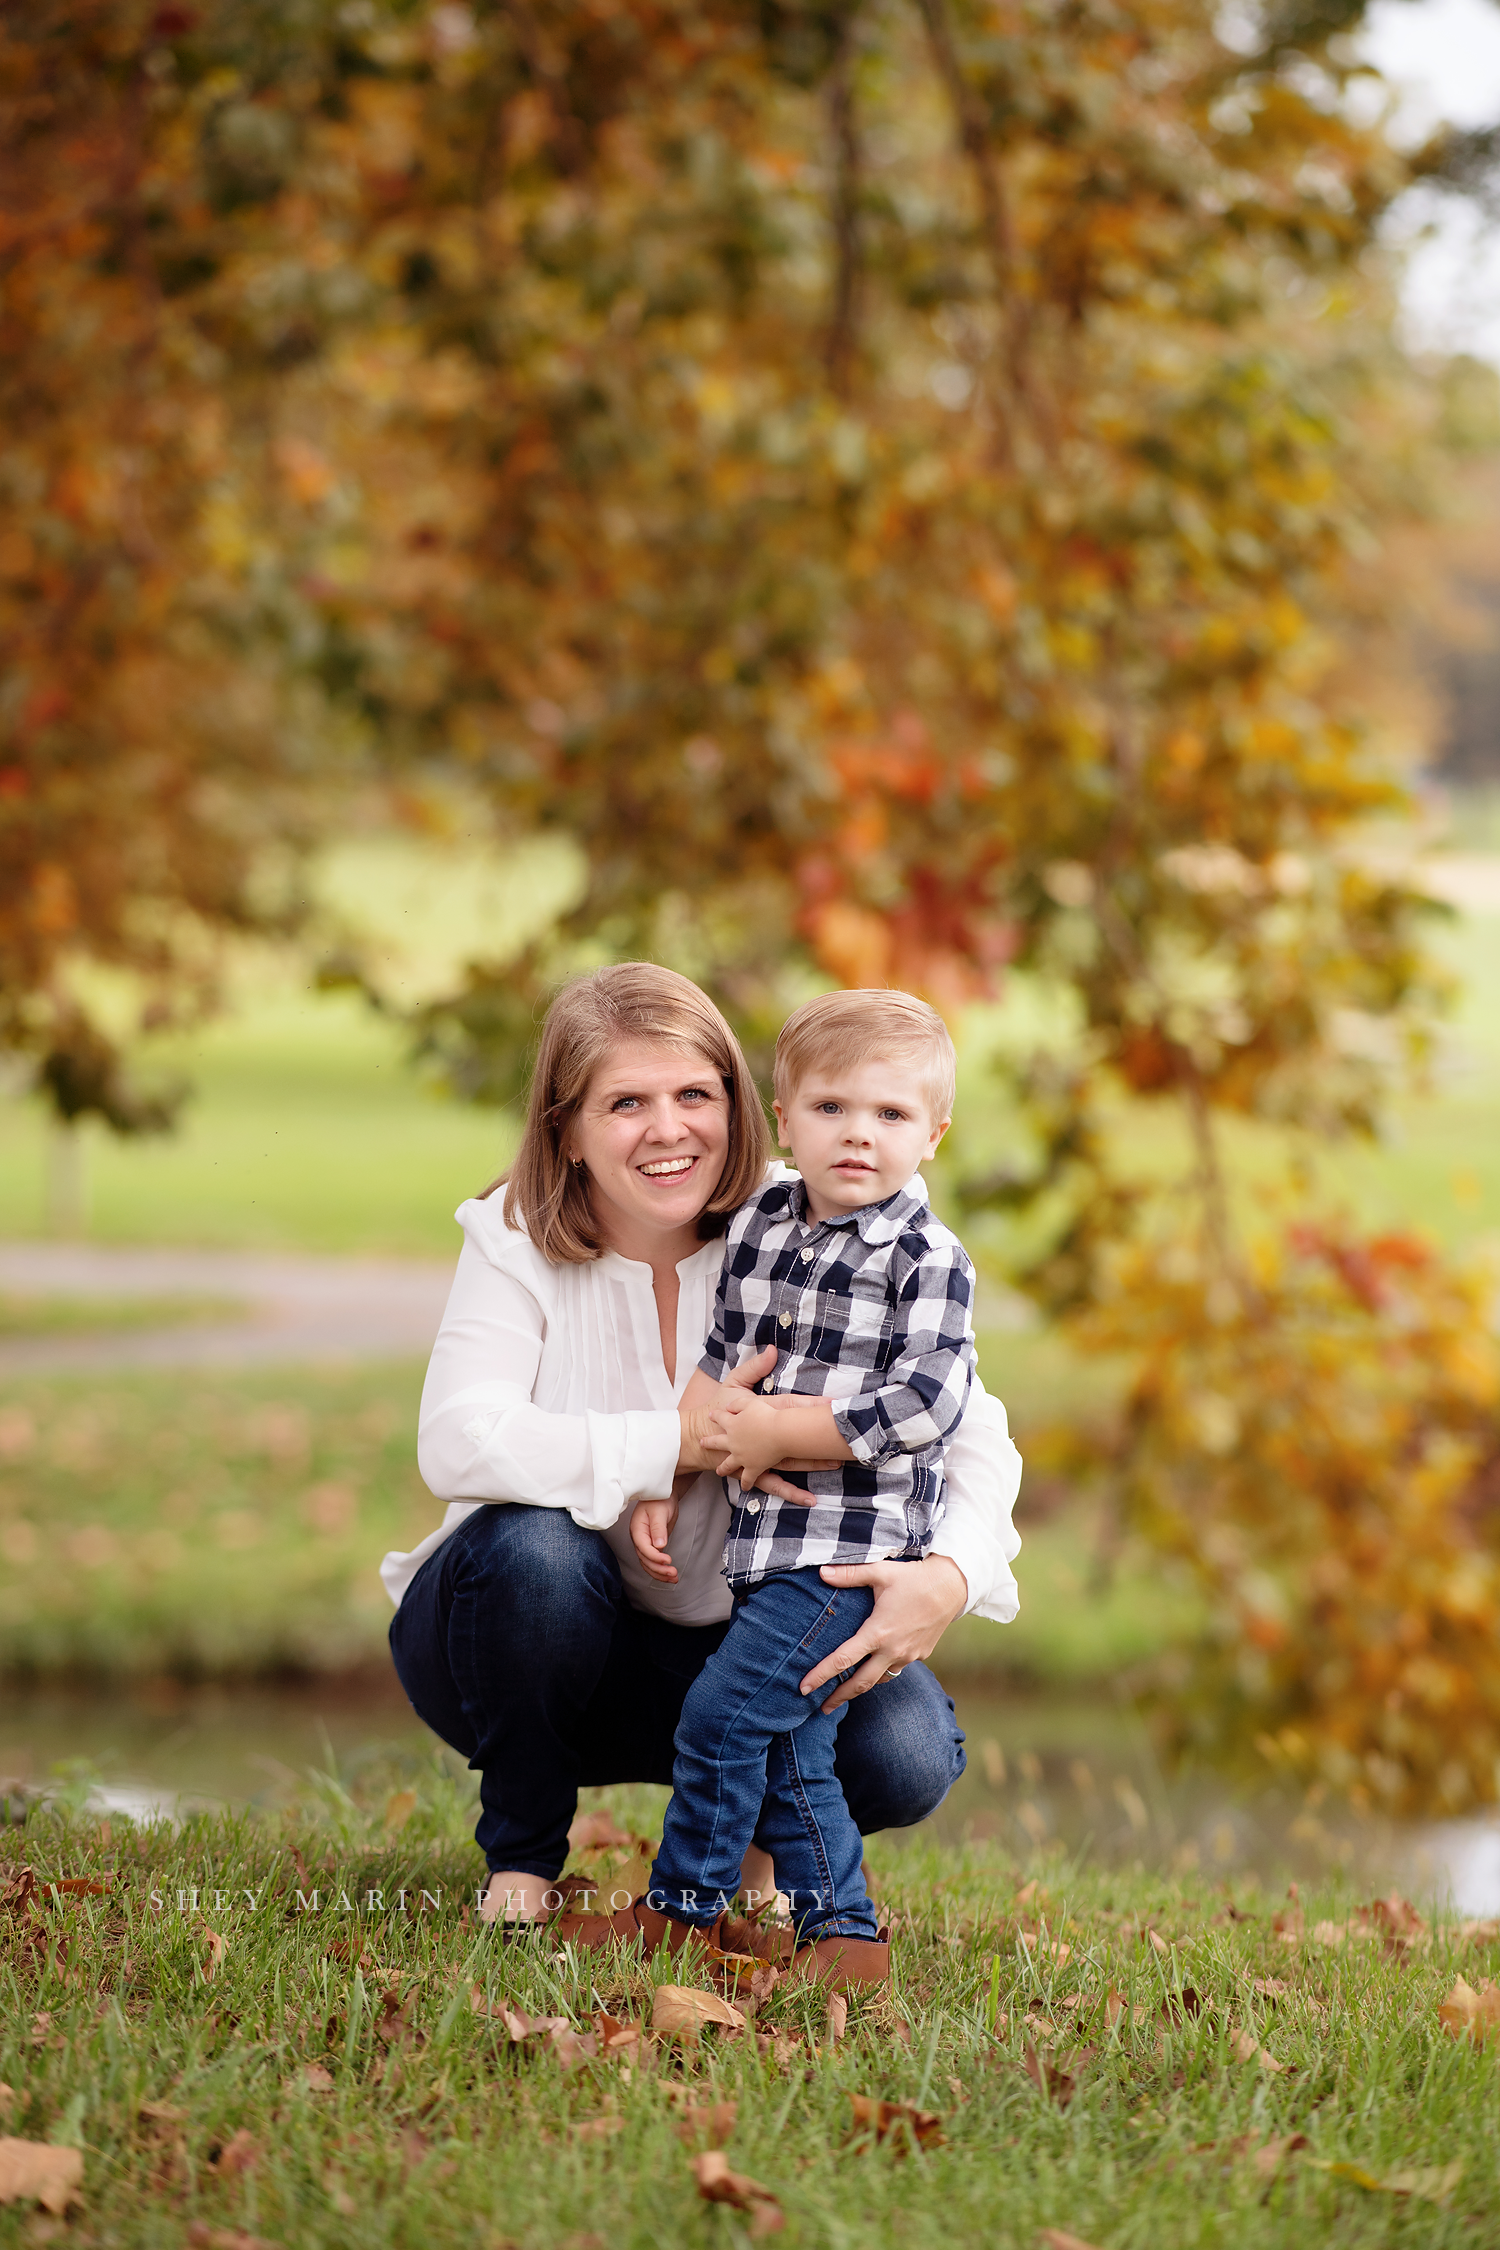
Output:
top-left (649, 1569), bottom-right (882, 1944)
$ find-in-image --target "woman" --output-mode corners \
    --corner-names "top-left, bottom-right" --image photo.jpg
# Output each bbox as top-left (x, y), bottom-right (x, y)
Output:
top-left (383, 964), bottom-right (1021, 1923)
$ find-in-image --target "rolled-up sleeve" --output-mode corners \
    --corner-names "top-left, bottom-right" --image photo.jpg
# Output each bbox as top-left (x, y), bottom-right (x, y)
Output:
top-left (416, 1237), bottom-right (680, 1531)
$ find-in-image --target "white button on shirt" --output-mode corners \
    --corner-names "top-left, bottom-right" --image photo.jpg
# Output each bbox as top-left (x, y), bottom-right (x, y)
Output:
top-left (380, 1185), bottom-right (1023, 1629)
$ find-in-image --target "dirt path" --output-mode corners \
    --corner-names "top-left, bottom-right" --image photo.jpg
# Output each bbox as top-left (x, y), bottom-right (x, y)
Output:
top-left (0, 1242), bottom-right (455, 1376)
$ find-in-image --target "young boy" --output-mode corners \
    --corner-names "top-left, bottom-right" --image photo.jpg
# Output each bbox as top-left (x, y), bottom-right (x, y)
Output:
top-left (568, 989), bottom-right (976, 1991)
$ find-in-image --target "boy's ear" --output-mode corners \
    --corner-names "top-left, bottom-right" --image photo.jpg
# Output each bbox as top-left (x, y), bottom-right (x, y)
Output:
top-left (923, 1116), bottom-right (951, 1160)
top-left (771, 1099), bottom-right (793, 1149)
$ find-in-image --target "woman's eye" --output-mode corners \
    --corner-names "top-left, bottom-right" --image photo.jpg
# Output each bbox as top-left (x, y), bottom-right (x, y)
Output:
top-left (611, 1096), bottom-right (641, 1112)
top-left (680, 1087), bottom-right (710, 1104)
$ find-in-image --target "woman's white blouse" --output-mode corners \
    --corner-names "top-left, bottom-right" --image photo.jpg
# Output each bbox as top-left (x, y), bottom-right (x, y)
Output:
top-left (382, 1192), bottom-right (1022, 1629)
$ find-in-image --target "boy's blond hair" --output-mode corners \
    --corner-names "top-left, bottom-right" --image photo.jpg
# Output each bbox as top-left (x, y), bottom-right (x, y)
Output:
top-left (773, 989), bottom-right (956, 1124)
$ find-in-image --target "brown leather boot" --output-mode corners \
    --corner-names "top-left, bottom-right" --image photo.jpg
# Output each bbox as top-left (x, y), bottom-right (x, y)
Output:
top-left (787, 1926), bottom-right (891, 1992)
top-left (553, 1892), bottom-right (718, 1958)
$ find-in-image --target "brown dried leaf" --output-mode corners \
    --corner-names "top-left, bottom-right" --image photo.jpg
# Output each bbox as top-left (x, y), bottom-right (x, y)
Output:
top-left (496, 2004), bottom-right (572, 2044)
top-left (208, 2131), bottom-right (260, 2179)
top-left (572, 2116), bottom-right (624, 2143)
top-left (383, 1789), bottom-right (417, 1834)
top-left (592, 2010), bottom-right (643, 2058)
top-left (1147, 1930), bottom-right (1171, 1958)
top-left (1104, 1990), bottom-right (1147, 2030)
top-left (691, 2149), bottom-right (783, 2235)
top-left (1229, 2027), bottom-right (1286, 2073)
top-left (200, 1926), bottom-right (227, 1982)
top-left (187, 2227), bottom-right (284, 2250)
top-left (749, 1963), bottom-right (782, 2004)
top-left (1438, 1975), bottom-right (1500, 2045)
top-left (1272, 1886), bottom-right (1304, 1945)
top-left (1459, 1918), bottom-right (1500, 1944)
top-left (651, 1985), bottom-right (745, 2041)
top-left (675, 2101), bottom-right (738, 2147)
top-left (1037, 2232), bottom-right (1103, 2250)
top-left (0, 2139), bottom-right (83, 2214)
top-left (567, 1810), bottom-right (635, 1854)
top-left (1249, 2132), bottom-right (1309, 2180)
top-left (301, 2065), bottom-right (335, 2093)
top-left (826, 1994), bottom-right (848, 2045)
top-left (1253, 1978), bottom-right (1289, 1999)
top-left (846, 2093), bottom-right (945, 2152)
top-left (375, 1987), bottom-right (421, 2049)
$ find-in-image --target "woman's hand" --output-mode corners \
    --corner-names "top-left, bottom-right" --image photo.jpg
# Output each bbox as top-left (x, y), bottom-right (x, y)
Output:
top-left (676, 1345), bottom-right (778, 1473)
top-left (798, 1554), bottom-right (969, 1712)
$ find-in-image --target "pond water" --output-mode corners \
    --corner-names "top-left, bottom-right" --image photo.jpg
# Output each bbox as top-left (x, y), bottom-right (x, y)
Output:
top-left (3, 1672), bottom-right (1497, 1914)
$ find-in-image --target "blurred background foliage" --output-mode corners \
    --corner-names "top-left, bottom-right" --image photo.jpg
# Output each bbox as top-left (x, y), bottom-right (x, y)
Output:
top-left (3, 0), bottom-right (1500, 1812)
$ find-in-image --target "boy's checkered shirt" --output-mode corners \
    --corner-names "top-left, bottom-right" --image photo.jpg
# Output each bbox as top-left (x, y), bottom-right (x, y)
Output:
top-left (699, 1171), bottom-right (976, 1591)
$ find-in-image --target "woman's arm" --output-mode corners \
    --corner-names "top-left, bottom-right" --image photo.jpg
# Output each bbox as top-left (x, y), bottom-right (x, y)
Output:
top-left (417, 1235), bottom-right (682, 1531)
top-left (926, 1376), bottom-right (1022, 1622)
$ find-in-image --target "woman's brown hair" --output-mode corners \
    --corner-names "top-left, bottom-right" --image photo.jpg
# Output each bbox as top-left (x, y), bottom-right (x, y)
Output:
top-left (491, 964), bottom-right (770, 1263)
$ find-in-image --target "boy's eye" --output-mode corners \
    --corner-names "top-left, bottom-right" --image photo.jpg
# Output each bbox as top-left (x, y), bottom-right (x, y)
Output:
top-left (878, 1108), bottom-right (906, 1122)
top-left (815, 1102), bottom-right (842, 1115)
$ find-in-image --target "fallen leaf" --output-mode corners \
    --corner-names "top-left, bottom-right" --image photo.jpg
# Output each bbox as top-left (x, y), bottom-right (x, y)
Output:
top-left (27, 2016), bottom-right (52, 2047)
top-left (0, 2140), bottom-right (82, 2214)
top-left (138, 2101), bottom-right (186, 2130)
top-left (1459, 1917), bottom-right (1500, 1944)
top-left (572, 2116), bottom-right (625, 2142)
top-left (675, 2101), bottom-right (738, 2147)
top-left (826, 1994), bottom-right (848, 2045)
top-left (495, 2004), bottom-right (572, 2044)
top-left (1104, 1990), bottom-right (1148, 2030)
top-left (1272, 1886), bottom-right (1304, 1945)
top-left (592, 2010), bottom-right (643, 2058)
top-left (692, 2149), bottom-right (783, 2235)
top-left (548, 2024), bottom-right (601, 2070)
top-left (1147, 1930), bottom-right (1170, 1958)
top-left (567, 1810), bottom-right (635, 1854)
top-left (1307, 2157), bottom-right (1463, 2205)
top-left (383, 1789), bottom-right (417, 1833)
top-left (1014, 1880), bottom-right (1039, 1908)
top-left (1249, 2132), bottom-right (1309, 2180)
top-left (651, 1985), bottom-right (745, 2041)
top-left (1037, 2232), bottom-right (1103, 2250)
top-left (846, 2093), bottom-right (945, 2152)
top-left (186, 2226), bottom-right (284, 2250)
top-left (1351, 1895), bottom-right (1428, 1951)
top-left (200, 1926), bottom-right (227, 1982)
top-left (1229, 2027), bottom-right (1286, 2073)
top-left (1438, 1975), bottom-right (1500, 2045)
top-left (375, 1987), bottom-right (421, 2049)
top-left (1313, 1921), bottom-right (1346, 1947)
top-left (301, 2065), bottom-right (335, 2093)
top-left (1253, 1978), bottom-right (1289, 2000)
top-left (207, 2130), bottom-right (259, 2178)
top-left (51, 1876), bottom-right (111, 1898)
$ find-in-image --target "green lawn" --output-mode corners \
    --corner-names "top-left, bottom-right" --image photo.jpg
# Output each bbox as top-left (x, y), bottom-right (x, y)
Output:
top-left (1, 1787), bottom-right (1496, 2248)
top-left (0, 1339), bottom-right (1181, 1687)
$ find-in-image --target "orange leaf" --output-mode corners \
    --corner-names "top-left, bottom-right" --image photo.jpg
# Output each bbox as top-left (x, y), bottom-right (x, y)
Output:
top-left (0, 2139), bottom-right (83, 2214)
top-left (675, 2101), bottom-right (738, 2147)
top-left (208, 2130), bottom-right (259, 2178)
top-left (691, 2149), bottom-right (783, 2235)
top-left (846, 2093), bottom-right (945, 2152)
top-left (1438, 1975), bottom-right (1500, 2045)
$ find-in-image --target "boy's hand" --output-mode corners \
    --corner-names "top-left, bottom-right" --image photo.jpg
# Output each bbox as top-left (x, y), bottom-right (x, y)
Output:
top-left (630, 1494), bottom-right (680, 1583)
top-left (708, 1395), bottom-right (791, 1494)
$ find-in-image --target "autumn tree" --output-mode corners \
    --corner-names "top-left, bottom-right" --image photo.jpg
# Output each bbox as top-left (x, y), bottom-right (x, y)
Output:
top-left (4, 0), bottom-right (1498, 1801)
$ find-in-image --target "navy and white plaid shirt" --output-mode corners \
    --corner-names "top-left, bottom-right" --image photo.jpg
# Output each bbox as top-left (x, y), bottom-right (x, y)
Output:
top-left (699, 1171), bottom-right (977, 1592)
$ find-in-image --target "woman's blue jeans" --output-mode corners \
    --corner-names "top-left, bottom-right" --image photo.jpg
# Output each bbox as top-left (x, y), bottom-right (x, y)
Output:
top-left (388, 1504), bottom-right (966, 1877)
top-left (651, 1571), bottom-right (881, 1943)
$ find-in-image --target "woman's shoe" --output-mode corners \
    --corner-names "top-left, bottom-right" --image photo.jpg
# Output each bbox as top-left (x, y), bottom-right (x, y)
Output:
top-left (787, 1927), bottom-right (890, 1992)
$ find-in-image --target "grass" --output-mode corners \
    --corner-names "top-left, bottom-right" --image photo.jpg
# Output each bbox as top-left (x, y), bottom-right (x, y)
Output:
top-left (0, 1295), bottom-right (247, 1339)
top-left (0, 1362), bottom-right (435, 1678)
top-left (2, 1779), bottom-right (1498, 2248)
top-left (0, 1339), bottom-right (1178, 1687)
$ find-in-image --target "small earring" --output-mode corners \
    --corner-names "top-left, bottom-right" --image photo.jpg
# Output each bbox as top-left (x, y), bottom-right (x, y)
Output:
top-left (572, 1157), bottom-right (585, 1171)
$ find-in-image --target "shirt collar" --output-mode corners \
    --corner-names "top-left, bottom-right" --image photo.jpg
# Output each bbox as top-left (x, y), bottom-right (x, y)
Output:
top-left (778, 1171), bottom-right (930, 1245)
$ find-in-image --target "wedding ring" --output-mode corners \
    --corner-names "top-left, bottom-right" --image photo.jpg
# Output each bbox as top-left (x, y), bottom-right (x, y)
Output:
top-left (883, 1666), bottom-right (905, 1681)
